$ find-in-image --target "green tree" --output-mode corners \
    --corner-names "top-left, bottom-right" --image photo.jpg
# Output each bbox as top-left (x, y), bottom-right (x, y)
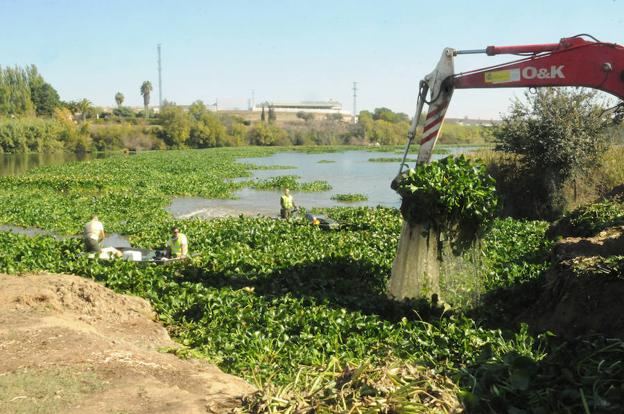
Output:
top-left (492, 88), bottom-right (612, 219)
top-left (30, 82), bottom-right (60, 116)
top-left (114, 92), bottom-right (124, 108)
top-left (159, 104), bottom-right (190, 147)
top-left (140, 81), bottom-right (153, 118)
top-left (112, 106), bottom-right (135, 118)
top-left (188, 100), bottom-right (208, 121)
top-left (296, 111), bottom-right (314, 122)
top-left (356, 110), bottom-right (374, 141)
top-left (26, 65), bottom-right (60, 116)
top-left (326, 113), bottom-right (343, 122)
top-left (248, 122), bottom-right (285, 145)
top-left (76, 99), bottom-right (92, 123)
top-left (0, 66), bottom-right (35, 116)
top-left (187, 100), bottom-right (228, 147)
top-left (268, 105), bottom-right (276, 123)
top-left (372, 107), bottom-right (409, 123)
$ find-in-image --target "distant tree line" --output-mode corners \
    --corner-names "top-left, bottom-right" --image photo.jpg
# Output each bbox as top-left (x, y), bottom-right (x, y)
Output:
top-left (0, 64), bottom-right (489, 153)
top-left (0, 65), bottom-right (61, 116)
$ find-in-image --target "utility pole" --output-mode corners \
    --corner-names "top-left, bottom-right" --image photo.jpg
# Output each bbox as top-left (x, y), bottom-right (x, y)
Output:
top-left (251, 89), bottom-right (255, 110)
top-left (352, 82), bottom-right (358, 124)
top-left (157, 44), bottom-right (163, 109)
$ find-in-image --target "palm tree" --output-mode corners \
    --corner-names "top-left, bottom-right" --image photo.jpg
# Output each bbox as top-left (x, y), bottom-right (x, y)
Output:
top-left (76, 98), bottom-right (92, 123)
top-left (114, 92), bottom-right (124, 108)
top-left (140, 81), bottom-right (152, 118)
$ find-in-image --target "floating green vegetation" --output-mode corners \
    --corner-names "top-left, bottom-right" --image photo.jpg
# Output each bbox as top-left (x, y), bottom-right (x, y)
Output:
top-left (249, 175), bottom-right (332, 192)
top-left (0, 147), bottom-right (621, 413)
top-left (245, 164), bottom-right (297, 170)
top-left (390, 146), bottom-right (452, 155)
top-left (368, 157), bottom-right (417, 163)
top-left (331, 193), bottom-right (368, 202)
top-left (317, 159), bottom-right (335, 164)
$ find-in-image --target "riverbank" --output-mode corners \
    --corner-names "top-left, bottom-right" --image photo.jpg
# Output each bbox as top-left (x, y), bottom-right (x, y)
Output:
top-left (0, 273), bottom-right (254, 413)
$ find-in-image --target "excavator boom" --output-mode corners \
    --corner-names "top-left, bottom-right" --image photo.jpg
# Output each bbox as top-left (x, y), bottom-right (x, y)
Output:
top-left (455, 37), bottom-right (624, 99)
top-left (401, 35), bottom-right (624, 169)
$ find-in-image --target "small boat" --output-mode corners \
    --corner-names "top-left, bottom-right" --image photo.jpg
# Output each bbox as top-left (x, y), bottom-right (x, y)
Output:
top-left (304, 213), bottom-right (340, 230)
top-left (88, 247), bottom-right (189, 264)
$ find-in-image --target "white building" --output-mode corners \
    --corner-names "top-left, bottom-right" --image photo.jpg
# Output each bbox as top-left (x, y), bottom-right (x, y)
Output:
top-left (252, 100), bottom-right (351, 117)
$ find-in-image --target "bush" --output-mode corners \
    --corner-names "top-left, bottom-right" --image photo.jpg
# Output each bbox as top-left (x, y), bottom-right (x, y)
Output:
top-left (247, 123), bottom-right (286, 146)
top-left (492, 88), bottom-right (611, 219)
top-left (159, 104), bottom-right (190, 147)
top-left (112, 106), bottom-right (136, 118)
top-left (296, 111), bottom-right (314, 122)
top-left (548, 200), bottom-right (624, 238)
top-left (90, 123), bottom-right (161, 151)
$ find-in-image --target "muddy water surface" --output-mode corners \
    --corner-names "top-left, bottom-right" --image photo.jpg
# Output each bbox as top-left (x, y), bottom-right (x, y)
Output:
top-left (168, 148), bottom-right (475, 218)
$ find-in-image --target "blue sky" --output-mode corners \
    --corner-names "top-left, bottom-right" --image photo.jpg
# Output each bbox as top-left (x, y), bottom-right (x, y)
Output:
top-left (1, 0), bottom-right (622, 118)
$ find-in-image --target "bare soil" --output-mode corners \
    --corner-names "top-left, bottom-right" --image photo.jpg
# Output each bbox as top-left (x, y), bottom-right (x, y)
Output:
top-left (0, 273), bottom-right (255, 414)
top-left (520, 227), bottom-right (624, 338)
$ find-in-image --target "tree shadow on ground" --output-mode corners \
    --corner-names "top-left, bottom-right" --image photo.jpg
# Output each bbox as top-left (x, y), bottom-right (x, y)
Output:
top-left (177, 256), bottom-right (442, 323)
top-left (468, 277), bottom-right (545, 332)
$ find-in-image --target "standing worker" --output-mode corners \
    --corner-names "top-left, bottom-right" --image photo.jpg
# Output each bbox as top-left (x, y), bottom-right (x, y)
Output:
top-left (166, 226), bottom-right (188, 259)
top-left (280, 188), bottom-right (297, 219)
top-left (84, 215), bottom-right (105, 253)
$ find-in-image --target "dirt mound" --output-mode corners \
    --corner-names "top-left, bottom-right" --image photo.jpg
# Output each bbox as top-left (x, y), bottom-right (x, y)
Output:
top-left (0, 273), bottom-right (254, 414)
top-left (551, 226), bottom-right (624, 260)
top-left (520, 228), bottom-right (624, 338)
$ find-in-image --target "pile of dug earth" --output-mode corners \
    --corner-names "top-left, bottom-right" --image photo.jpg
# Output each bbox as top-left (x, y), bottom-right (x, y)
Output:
top-left (0, 273), bottom-right (254, 414)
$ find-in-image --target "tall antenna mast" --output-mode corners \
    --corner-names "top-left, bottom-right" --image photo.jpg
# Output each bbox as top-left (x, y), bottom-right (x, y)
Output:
top-left (157, 44), bottom-right (163, 108)
top-left (352, 81), bottom-right (358, 124)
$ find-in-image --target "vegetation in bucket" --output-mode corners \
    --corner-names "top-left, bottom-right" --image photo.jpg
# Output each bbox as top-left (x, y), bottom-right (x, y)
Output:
top-left (394, 155), bottom-right (499, 254)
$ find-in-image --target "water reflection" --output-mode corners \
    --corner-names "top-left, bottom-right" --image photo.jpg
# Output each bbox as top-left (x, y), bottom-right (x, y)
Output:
top-left (1, 152), bottom-right (115, 176)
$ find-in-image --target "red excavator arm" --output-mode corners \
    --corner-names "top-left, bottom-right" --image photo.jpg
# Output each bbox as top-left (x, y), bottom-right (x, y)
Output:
top-left (398, 35), bottom-right (624, 171)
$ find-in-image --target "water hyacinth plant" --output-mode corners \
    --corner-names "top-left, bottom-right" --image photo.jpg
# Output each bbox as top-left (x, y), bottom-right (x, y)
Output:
top-left (394, 155), bottom-right (499, 254)
top-left (331, 193), bottom-right (368, 202)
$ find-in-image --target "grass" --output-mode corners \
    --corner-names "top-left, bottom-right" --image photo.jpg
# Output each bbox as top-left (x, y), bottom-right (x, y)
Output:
top-left (0, 368), bottom-right (104, 414)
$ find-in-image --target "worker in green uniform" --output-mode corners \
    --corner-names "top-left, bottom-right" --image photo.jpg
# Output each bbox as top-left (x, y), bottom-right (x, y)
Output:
top-left (280, 188), bottom-right (297, 219)
top-left (166, 226), bottom-right (188, 258)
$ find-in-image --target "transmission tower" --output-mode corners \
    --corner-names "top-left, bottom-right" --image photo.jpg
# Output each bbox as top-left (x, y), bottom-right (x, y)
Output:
top-left (157, 44), bottom-right (163, 108)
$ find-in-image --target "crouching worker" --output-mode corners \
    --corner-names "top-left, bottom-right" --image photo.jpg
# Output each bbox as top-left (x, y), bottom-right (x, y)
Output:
top-left (166, 226), bottom-right (188, 259)
top-left (84, 215), bottom-right (105, 253)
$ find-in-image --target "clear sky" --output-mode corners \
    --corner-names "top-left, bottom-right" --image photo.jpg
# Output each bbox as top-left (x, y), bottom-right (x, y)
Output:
top-left (1, 0), bottom-right (622, 119)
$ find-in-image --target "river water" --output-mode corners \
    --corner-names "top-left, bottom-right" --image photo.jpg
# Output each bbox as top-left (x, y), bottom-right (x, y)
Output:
top-left (167, 147), bottom-right (474, 217)
top-left (1, 147), bottom-right (478, 219)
